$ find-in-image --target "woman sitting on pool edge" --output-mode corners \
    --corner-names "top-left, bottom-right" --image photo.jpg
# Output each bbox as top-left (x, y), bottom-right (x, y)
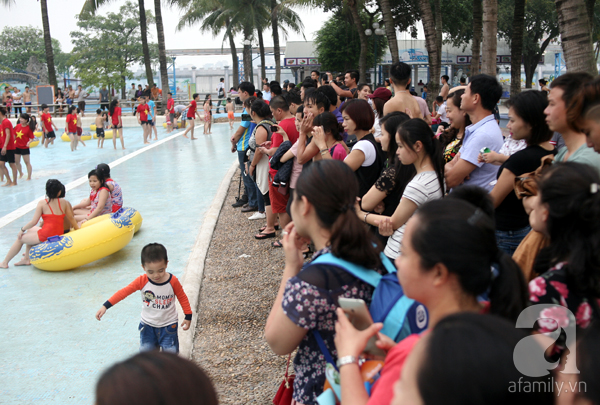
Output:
top-left (1, 179), bottom-right (79, 268)
top-left (72, 169), bottom-right (113, 224)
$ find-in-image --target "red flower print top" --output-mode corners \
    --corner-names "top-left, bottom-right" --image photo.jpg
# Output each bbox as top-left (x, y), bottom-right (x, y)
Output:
top-left (529, 262), bottom-right (600, 358)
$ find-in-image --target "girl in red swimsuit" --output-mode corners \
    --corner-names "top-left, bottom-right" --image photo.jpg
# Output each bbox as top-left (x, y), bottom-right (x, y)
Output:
top-left (0, 179), bottom-right (79, 268)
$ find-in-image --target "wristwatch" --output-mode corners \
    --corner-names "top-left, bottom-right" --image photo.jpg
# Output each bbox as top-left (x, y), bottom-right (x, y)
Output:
top-left (336, 355), bottom-right (357, 368)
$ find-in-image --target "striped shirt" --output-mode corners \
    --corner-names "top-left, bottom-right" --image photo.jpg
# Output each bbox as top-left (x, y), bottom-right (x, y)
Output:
top-left (384, 171), bottom-right (444, 259)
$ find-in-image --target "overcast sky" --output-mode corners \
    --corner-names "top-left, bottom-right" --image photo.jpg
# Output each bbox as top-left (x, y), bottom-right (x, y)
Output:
top-left (1, 0), bottom-right (333, 67)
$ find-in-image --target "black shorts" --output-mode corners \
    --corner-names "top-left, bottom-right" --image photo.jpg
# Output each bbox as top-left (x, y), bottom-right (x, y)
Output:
top-left (112, 125), bottom-right (122, 129)
top-left (100, 102), bottom-right (109, 110)
top-left (0, 149), bottom-right (15, 163)
top-left (148, 119), bottom-right (155, 126)
top-left (78, 101), bottom-right (86, 111)
top-left (96, 128), bottom-right (105, 138)
top-left (141, 120), bottom-right (150, 125)
top-left (15, 147), bottom-right (30, 155)
top-left (46, 131), bottom-right (56, 139)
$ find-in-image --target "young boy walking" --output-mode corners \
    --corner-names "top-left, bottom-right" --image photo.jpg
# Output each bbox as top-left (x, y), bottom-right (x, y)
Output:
top-left (182, 93), bottom-right (201, 140)
top-left (95, 109), bottom-right (106, 148)
top-left (95, 243), bottom-right (192, 353)
top-left (40, 104), bottom-right (58, 148)
top-left (226, 97), bottom-right (234, 129)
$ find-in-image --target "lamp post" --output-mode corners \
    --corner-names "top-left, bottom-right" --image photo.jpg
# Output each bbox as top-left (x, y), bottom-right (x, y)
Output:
top-left (365, 23), bottom-right (385, 87)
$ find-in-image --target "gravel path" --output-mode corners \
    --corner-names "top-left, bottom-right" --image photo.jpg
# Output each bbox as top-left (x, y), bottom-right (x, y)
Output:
top-left (191, 170), bottom-right (288, 404)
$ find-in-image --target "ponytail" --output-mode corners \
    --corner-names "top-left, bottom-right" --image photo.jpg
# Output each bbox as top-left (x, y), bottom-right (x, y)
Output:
top-left (20, 113), bottom-right (35, 132)
top-left (488, 251), bottom-right (529, 322)
top-left (295, 160), bottom-right (381, 268)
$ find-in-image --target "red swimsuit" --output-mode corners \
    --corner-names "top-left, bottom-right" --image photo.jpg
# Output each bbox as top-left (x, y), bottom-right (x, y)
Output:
top-left (37, 199), bottom-right (65, 242)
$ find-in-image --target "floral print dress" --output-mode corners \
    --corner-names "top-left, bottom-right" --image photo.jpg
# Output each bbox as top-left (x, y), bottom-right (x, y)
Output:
top-left (529, 262), bottom-right (599, 358)
top-left (282, 247), bottom-right (374, 405)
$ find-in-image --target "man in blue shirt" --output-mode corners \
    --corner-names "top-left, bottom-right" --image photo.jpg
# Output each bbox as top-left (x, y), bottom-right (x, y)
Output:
top-left (445, 74), bottom-right (504, 191)
top-left (230, 82), bottom-right (263, 213)
top-left (146, 95), bottom-right (158, 141)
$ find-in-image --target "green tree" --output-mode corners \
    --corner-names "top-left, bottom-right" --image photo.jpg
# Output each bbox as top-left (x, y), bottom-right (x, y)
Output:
top-left (0, 26), bottom-right (68, 74)
top-left (70, 1), bottom-right (156, 97)
top-left (314, 9), bottom-right (386, 74)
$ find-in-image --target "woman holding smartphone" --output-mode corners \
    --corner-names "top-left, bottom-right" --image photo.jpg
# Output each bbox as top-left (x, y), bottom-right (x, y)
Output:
top-left (265, 160), bottom-right (383, 405)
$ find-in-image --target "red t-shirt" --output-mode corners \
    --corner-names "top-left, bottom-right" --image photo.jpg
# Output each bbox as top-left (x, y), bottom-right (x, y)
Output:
top-left (0, 118), bottom-right (15, 150)
top-left (66, 114), bottom-right (78, 133)
top-left (269, 117), bottom-right (300, 176)
top-left (167, 98), bottom-right (174, 114)
top-left (14, 124), bottom-right (34, 149)
top-left (367, 334), bottom-right (422, 405)
top-left (111, 106), bottom-right (121, 126)
top-left (41, 112), bottom-right (53, 132)
top-left (187, 100), bottom-right (197, 118)
top-left (137, 104), bottom-right (149, 121)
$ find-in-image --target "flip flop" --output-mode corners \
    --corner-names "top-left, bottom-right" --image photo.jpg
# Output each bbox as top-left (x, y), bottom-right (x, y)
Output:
top-left (255, 231), bottom-right (277, 240)
top-left (259, 225), bottom-right (279, 232)
top-left (272, 240), bottom-right (283, 248)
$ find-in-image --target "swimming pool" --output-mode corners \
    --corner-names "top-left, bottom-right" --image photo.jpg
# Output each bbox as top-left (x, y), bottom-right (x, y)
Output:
top-left (0, 123), bottom-right (238, 404)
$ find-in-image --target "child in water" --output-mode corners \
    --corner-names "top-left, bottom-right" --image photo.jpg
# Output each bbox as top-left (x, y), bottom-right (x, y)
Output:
top-left (72, 169), bottom-right (112, 224)
top-left (95, 243), bottom-right (192, 353)
top-left (95, 109), bottom-right (105, 148)
top-left (96, 163), bottom-right (123, 212)
top-left (226, 97), bottom-right (234, 129)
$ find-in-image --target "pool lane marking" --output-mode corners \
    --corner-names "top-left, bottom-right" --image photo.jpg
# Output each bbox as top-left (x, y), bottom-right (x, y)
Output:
top-left (178, 158), bottom-right (238, 359)
top-left (0, 125), bottom-right (201, 230)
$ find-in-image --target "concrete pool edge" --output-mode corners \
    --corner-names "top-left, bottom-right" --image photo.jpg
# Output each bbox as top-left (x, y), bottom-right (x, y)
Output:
top-left (178, 158), bottom-right (238, 358)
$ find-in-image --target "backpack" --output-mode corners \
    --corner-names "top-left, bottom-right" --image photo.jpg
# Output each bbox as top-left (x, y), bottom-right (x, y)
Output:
top-left (311, 252), bottom-right (428, 343)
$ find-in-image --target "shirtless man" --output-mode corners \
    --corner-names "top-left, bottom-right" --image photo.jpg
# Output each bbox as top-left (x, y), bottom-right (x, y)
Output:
top-left (440, 75), bottom-right (450, 101)
top-left (382, 62), bottom-right (421, 119)
top-left (2, 87), bottom-right (11, 111)
top-left (23, 86), bottom-right (32, 113)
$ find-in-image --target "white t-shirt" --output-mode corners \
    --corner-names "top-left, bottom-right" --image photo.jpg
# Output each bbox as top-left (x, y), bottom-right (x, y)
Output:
top-left (12, 91), bottom-right (22, 105)
top-left (437, 103), bottom-right (449, 124)
top-left (348, 139), bottom-right (376, 166)
top-left (383, 171), bottom-right (444, 259)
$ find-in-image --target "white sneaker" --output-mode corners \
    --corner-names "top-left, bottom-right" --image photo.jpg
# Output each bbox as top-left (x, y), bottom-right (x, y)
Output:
top-left (248, 212), bottom-right (266, 220)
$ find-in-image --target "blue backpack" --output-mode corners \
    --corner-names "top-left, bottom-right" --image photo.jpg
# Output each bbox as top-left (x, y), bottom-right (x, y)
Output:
top-left (312, 252), bottom-right (428, 342)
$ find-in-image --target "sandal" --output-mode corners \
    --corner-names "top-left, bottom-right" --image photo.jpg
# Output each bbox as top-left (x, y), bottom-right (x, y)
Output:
top-left (255, 231), bottom-right (277, 240)
top-left (259, 225), bottom-right (279, 232)
top-left (272, 240), bottom-right (283, 248)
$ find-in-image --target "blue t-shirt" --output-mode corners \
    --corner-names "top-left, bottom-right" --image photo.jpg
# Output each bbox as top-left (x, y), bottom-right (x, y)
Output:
top-left (458, 115), bottom-right (504, 191)
top-left (237, 108), bottom-right (256, 152)
top-left (147, 100), bottom-right (156, 120)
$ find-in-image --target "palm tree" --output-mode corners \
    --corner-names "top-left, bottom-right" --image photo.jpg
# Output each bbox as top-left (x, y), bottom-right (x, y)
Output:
top-left (271, 0), bottom-right (304, 82)
top-left (481, 0), bottom-right (497, 76)
top-left (378, 0), bottom-right (399, 64)
top-left (418, 0), bottom-right (442, 108)
top-left (470, 0), bottom-right (483, 76)
top-left (82, 0), bottom-right (155, 87)
top-left (154, 0), bottom-right (169, 111)
top-left (2, 0), bottom-right (58, 88)
top-left (347, 0), bottom-right (368, 84)
top-left (555, 0), bottom-right (598, 74)
top-left (510, 0), bottom-right (525, 94)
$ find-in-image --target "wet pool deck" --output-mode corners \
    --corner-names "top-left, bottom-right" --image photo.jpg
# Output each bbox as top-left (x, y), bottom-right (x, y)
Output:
top-left (0, 123), bottom-right (237, 404)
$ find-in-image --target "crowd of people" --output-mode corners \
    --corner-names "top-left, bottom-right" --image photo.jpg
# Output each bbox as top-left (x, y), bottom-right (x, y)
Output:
top-left (226, 63), bottom-right (600, 405)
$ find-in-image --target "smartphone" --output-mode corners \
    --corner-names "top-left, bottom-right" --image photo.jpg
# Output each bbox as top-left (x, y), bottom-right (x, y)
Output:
top-left (241, 113), bottom-right (251, 121)
top-left (271, 124), bottom-right (280, 132)
top-left (338, 298), bottom-right (386, 357)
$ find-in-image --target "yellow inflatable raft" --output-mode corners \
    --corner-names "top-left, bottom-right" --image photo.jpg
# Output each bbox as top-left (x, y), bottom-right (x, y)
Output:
top-left (30, 207), bottom-right (143, 271)
top-left (163, 122), bottom-right (182, 129)
top-left (29, 140), bottom-right (40, 148)
top-left (90, 124), bottom-right (96, 131)
top-left (61, 133), bottom-right (92, 142)
top-left (34, 131), bottom-right (43, 138)
top-left (82, 210), bottom-right (143, 234)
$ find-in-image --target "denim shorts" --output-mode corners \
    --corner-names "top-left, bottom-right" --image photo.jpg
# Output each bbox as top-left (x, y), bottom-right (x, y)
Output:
top-left (138, 321), bottom-right (179, 353)
top-left (496, 226), bottom-right (531, 256)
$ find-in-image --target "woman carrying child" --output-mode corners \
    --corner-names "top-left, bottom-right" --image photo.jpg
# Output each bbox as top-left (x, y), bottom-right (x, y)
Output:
top-left (72, 169), bottom-right (112, 224)
top-left (0, 179), bottom-right (79, 268)
top-left (14, 113), bottom-right (36, 181)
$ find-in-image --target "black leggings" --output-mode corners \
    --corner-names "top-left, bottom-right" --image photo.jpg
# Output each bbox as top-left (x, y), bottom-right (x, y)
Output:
top-left (262, 191), bottom-right (271, 207)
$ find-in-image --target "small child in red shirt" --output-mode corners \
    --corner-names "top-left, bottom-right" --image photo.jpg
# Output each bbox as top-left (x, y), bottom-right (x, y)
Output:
top-left (181, 93), bottom-right (201, 140)
top-left (96, 243), bottom-right (192, 353)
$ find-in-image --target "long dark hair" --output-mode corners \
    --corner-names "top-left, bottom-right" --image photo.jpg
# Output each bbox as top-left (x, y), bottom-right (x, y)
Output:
top-left (109, 99), bottom-right (118, 117)
top-left (505, 90), bottom-right (552, 145)
top-left (440, 89), bottom-right (471, 148)
top-left (534, 162), bottom-right (600, 298)
top-left (412, 199), bottom-right (528, 321)
top-left (312, 112), bottom-right (344, 141)
top-left (96, 352), bottom-right (218, 405)
top-left (397, 118), bottom-right (445, 195)
top-left (295, 160), bottom-right (381, 268)
top-left (379, 112), bottom-right (416, 191)
top-left (20, 113), bottom-right (36, 132)
top-left (418, 313), bottom-right (554, 405)
top-left (45, 179), bottom-right (65, 201)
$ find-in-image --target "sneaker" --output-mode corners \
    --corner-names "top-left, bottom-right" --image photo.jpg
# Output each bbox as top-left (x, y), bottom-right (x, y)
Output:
top-left (241, 205), bottom-right (258, 212)
top-left (248, 212), bottom-right (266, 220)
top-left (232, 199), bottom-right (247, 208)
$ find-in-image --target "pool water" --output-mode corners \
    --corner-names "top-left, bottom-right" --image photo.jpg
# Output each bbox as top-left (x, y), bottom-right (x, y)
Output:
top-left (0, 123), bottom-right (237, 404)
